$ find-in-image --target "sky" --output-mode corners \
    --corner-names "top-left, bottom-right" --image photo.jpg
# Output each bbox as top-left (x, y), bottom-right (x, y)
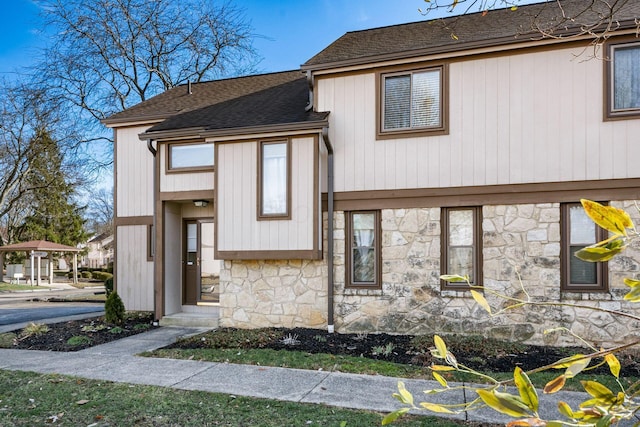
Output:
top-left (0, 0), bottom-right (438, 77)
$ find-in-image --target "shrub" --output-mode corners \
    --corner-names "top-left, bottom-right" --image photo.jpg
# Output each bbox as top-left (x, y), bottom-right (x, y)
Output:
top-left (105, 291), bottom-right (125, 325)
top-left (104, 277), bottom-right (114, 296)
top-left (0, 333), bottom-right (16, 348)
top-left (93, 271), bottom-right (113, 282)
top-left (20, 323), bottom-right (50, 339)
top-left (67, 336), bottom-right (92, 347)
top-left (81, 271), bottom-right (93, 279)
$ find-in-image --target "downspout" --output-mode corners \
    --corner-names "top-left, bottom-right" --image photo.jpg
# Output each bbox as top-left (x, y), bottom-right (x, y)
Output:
top-left (308, 70), bottom-right (335, 333)
top-left (321, 127), bottom-right (335, 333)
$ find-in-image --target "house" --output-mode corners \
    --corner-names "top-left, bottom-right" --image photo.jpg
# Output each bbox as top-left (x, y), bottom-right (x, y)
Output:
top-left (80, 232), bottom-right (114, 269)
top-left (103, 0), bottom-right (640, 347)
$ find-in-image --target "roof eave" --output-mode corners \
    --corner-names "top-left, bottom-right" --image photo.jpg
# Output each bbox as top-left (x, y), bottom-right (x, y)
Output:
top-left (139, 119), bottom-right (330, 142)
top-left (302, 21), bottom-right (640, 72)
top-left (102, 112), bottom-right (175, 127)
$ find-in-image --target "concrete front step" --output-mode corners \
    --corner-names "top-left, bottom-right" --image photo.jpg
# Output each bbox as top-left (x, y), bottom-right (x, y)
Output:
top-left (159, 312), bottom-right (219, 328)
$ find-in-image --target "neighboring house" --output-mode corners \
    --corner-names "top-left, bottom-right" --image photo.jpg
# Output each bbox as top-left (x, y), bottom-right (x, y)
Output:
top-left (103, 0), bottom-right (640, 347)
top-left (80, 233), bottom-right (114, 269)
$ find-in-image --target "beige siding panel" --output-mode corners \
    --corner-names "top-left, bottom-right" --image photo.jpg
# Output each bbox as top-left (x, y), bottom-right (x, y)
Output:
top-left (116, 126), bottom-right (154, 217)
top-left (316, 45), bottom-right (640, 193)
top-left (159, 145), bottom-right (215, 193)
top-left (116, 225), bottom-right (153, 311)
top-left (164, 203), bottom-right (182, 315)
top-left (217, 137), bottom-right (316, 252)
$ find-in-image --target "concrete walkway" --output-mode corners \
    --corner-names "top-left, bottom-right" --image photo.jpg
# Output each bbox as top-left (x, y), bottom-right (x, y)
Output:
top-left (0, 326), bottom-right (631, 425)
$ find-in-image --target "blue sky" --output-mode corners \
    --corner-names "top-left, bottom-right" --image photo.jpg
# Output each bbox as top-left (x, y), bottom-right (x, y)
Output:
top-left (0, 0), bottom-right (438, 76)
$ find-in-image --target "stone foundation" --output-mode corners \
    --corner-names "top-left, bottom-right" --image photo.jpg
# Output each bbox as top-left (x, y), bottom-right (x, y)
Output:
top-left (220, 201), bottom-right (640, 347)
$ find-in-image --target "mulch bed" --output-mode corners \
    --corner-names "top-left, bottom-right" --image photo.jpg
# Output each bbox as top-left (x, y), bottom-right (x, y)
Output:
top-left (6, 312), bottom-right (156, 351)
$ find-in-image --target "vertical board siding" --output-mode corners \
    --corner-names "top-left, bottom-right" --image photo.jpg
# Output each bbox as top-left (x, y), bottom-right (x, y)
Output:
top-left (217, 137), bottom-right (316, 252)
top-left (116, 225), bottom-right (153, 311)
top-left (159, 147), bottom-right (215, 193)
top-left (163, 203), bottom-right (182, 315)
top-left (116, 126), bottom-right (154, 217)
top-left (316, 45), bottom-right (640, 193)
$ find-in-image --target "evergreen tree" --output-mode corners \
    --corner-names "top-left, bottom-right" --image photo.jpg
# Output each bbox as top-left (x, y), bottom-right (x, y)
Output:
top-left (14, 128), bottom-right (89, 247)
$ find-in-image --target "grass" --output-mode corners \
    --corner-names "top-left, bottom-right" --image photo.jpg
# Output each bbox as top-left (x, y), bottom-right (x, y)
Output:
top-left (0, 282), bottom-right (50, 292)
top-left (0, 369), bottom-right (476, 426)
top-left (145, 329), bottom-right (640, 394)
top-left (70, 281), bottom-right (107, 289)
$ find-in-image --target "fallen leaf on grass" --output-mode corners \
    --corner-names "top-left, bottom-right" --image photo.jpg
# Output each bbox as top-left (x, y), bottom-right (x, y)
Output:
top-left (76, 399), bottom-right (90, 405)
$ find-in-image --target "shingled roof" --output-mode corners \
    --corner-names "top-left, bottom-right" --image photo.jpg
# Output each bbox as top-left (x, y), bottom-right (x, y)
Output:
top-left (145, 74), bottom-right (328, 136)
top-left (103, 70), bottom-right (315, 126)
top-left (303, 0), bottom-right (640, 70)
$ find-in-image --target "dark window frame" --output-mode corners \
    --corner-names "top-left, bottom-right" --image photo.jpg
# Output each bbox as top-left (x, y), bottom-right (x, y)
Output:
top-left (560, 203), bottom-right (608, 292)
top-left (440, 207), bottom-right (482, 291)
top-left (604, 38), bottom-right (640, 121)
top-left (376, 64), bottom-right (449, 139)
top-left (167, 141), bottom-right (215, 173)
top-left (345, 210), bottom-right (382, 289)
top-left (257, 139), bottom-right (291, 220)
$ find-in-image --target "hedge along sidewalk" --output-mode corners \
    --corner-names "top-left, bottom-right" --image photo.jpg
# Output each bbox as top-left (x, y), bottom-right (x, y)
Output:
top-left (0, 326), bottom-right (609, 426)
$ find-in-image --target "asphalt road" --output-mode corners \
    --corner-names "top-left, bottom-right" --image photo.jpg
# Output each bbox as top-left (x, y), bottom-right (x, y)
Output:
top-left (0, 305), bottom-right (104, 326)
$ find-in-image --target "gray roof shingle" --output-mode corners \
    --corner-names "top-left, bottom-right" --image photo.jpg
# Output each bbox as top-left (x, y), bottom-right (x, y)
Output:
top-left (103, 70), bottom-right (311, 126)
top-left (303, 0), bottom-right (640, 69)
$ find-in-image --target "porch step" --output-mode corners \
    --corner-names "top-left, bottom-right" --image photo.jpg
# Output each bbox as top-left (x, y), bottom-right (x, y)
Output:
top-left (159, 312), bottom-right (219, 328)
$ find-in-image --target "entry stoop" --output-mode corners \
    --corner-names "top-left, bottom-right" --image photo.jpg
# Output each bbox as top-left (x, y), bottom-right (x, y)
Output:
top-left (159, 305), bottom-right (219, 328)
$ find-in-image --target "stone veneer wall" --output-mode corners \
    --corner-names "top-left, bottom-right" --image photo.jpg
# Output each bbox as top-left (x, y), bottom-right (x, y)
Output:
top-left (220, 201), bottom-right (640, 347)
top-left (219, 258), bottom-right (327, 328)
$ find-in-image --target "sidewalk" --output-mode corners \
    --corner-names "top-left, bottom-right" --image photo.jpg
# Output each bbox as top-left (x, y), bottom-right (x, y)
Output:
top-left (0, 326), bottom-right (628, 425)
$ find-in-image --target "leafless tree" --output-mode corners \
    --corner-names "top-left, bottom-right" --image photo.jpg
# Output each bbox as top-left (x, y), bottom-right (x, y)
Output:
top-left (34, 0), bottom-right (259, 123)
top-left (420, 0), bottom-right (639, 46)
top-left (87, 188), bottom-right (114, 235)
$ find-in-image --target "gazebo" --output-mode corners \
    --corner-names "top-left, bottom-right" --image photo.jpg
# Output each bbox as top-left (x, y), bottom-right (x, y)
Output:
top-left (0, 240), bottom-right (82, 286)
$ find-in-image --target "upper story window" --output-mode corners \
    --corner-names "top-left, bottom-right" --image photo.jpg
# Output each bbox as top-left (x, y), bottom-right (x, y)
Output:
top-left (168, 142), bottom-right (214, 171)
top-left (441, 207), bottom-right (482, 290)
top-left (346, 211), bottom-right (381, 289)
top-left (561, 203), bottom-right (608, 292)
top-left (606, 40), bottom-right (640, 120)
top-left (378, 65), bottom-right (448, 139)
top-left (258, 140), bottom-right (290, 219)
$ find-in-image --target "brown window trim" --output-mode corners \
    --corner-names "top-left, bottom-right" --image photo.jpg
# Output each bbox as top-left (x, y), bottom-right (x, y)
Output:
top-left (166, 141), bottom-right (215, 173)
top-left (345, 210), bottom-right (382, 289)
top-left (147, 224), bottom-right (155, 261)
top-left (440, 206), bottom-right (482, 291)
top-left (257, 139), bottom-right (291, 220)
top-left (604, 37), bottom-right (640, 121)
top-left (376, 63), bottom-right (449, 140)
top-left (560, 202), bottom-right (608, 292)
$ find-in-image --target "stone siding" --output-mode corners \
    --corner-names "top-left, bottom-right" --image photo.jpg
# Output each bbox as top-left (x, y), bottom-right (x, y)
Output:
top-left (220, 201), bottom-right (640, 347)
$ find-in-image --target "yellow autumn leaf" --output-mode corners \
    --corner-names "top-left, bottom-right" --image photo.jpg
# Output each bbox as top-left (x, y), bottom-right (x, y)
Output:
top-left (581, 380), bottom-right (614, 400)
top-left (440, 274), bottom-right (468, 282)
top-left (396, 381), bottom-right (414, 406)
top-left (604, 353), bottom-right (621, 378)
top-left (476, 389), bottom-right (533, 418)
top-left (565, 356), bottom-right (591, 379)
top-left (581, 199), bottom-right (632, 236)
top-left (471, 290), bottom-right (491, 315)
top-left (433, 371), bottom-right (449, 388)
top-left (624, 278), bottom-right (640, 288)
top-left (434, 335), bottom-right (447, 359)
top-left (506, 418), bottom-right (546, 427)
top-left (575, 246), bottom-right (624, 262)
top-left (544, 374), bottom-right (566, 394)
top-left (419, 402), bottom-right (455, 413)
top-left (557, 401), bottom-right (574, 419)
top-left (624, 286), bottom-right (640, 302)
top-left (514, 367), bottom-right (538, 412)
top-left (510, 5), bottom-right (518, 10)
top-left (430, 364), bottom-right (455, 371)
top-left (381, 407), bottom-right (410, 425)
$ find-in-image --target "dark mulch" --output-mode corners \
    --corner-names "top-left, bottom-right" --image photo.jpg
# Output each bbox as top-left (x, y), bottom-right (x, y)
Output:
top-left (6, 312), bottom-right (157, 352)
top-left (166, 326), bottom-right (640, 376)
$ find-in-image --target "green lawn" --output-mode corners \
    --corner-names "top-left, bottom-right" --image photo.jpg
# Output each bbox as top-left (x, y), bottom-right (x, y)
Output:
top-left (0, 370), bottom-right (479, 426)
top-left (0, 282), bottom-right (49, 292)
